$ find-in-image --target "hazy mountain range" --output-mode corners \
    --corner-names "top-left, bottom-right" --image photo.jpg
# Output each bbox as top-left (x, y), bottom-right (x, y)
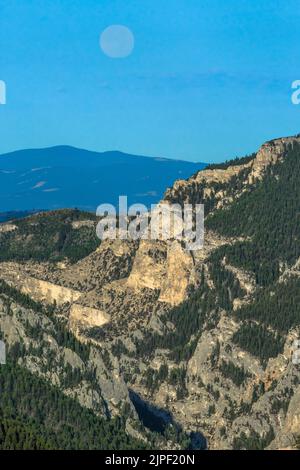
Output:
top-left (1, 135), bottom-right (300, 450)
top-left (0, 146), bottom-right (206, 212)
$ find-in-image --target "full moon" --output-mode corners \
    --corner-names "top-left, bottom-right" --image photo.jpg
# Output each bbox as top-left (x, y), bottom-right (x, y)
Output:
top-left (100, 25), bottom-right (134, 58)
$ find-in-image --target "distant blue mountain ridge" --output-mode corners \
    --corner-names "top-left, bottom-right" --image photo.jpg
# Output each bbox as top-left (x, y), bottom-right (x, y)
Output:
top-left (0, 146), bottom-right (207, 213)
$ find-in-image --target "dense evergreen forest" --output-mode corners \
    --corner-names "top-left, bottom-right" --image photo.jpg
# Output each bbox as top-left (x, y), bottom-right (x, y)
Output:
top-left (207, 142), bottom-right (300, 286)
top-left (0, 279), bottom-right (147, 450)
top-left (206, 143), bottom-right (300, 362)
top-left (0, 209), bottom-right (100, 263)
top-left (0, 363), bottom-right (146, 450)
top-left (134, 142), bottom-right (300, 372)
top-left (1, 139), bottom-right (300, 450)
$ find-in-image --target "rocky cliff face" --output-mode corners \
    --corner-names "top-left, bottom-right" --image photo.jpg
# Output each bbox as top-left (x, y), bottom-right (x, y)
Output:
top-left (0, 294), bottom-right (131, 418)
top-left (0, 135), bottom-right (300, 449)
top-left (164, 135), bottom-right (299, 212)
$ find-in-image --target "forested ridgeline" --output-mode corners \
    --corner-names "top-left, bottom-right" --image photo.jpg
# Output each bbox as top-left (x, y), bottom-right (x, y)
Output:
top-left (207, 142), bottom-right (300, 286)
top-left (205, 143), bottom-right (300, 362)
top-left (131, 142), bottom-right (300, 371)
top-left (205, 153), bottom-right (256, 171)
top-left (0, 208), bottom-right (100, 263)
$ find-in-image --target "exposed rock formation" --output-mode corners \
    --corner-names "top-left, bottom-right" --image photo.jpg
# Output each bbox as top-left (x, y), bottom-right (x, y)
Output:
top-left (1, 134), bottom-right (300, 449)
top-left (70, 304), bottom-right (111, 330)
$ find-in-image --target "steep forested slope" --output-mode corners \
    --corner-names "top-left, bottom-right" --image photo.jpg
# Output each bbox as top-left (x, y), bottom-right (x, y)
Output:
top-left (0, 362), bottom-right (146, 450)
top-left (207, 141), bottom-right (300, 285)
top-left (119, 136), bottom-right (300, 449)
top-left (0, 209), bottom-right (100, 263)
top-left (1, 135), bottom-right (300, 450)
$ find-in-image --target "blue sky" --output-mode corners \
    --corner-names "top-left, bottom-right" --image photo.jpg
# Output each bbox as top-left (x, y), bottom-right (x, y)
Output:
top-left (0, 0), bottom-right (300, 162)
